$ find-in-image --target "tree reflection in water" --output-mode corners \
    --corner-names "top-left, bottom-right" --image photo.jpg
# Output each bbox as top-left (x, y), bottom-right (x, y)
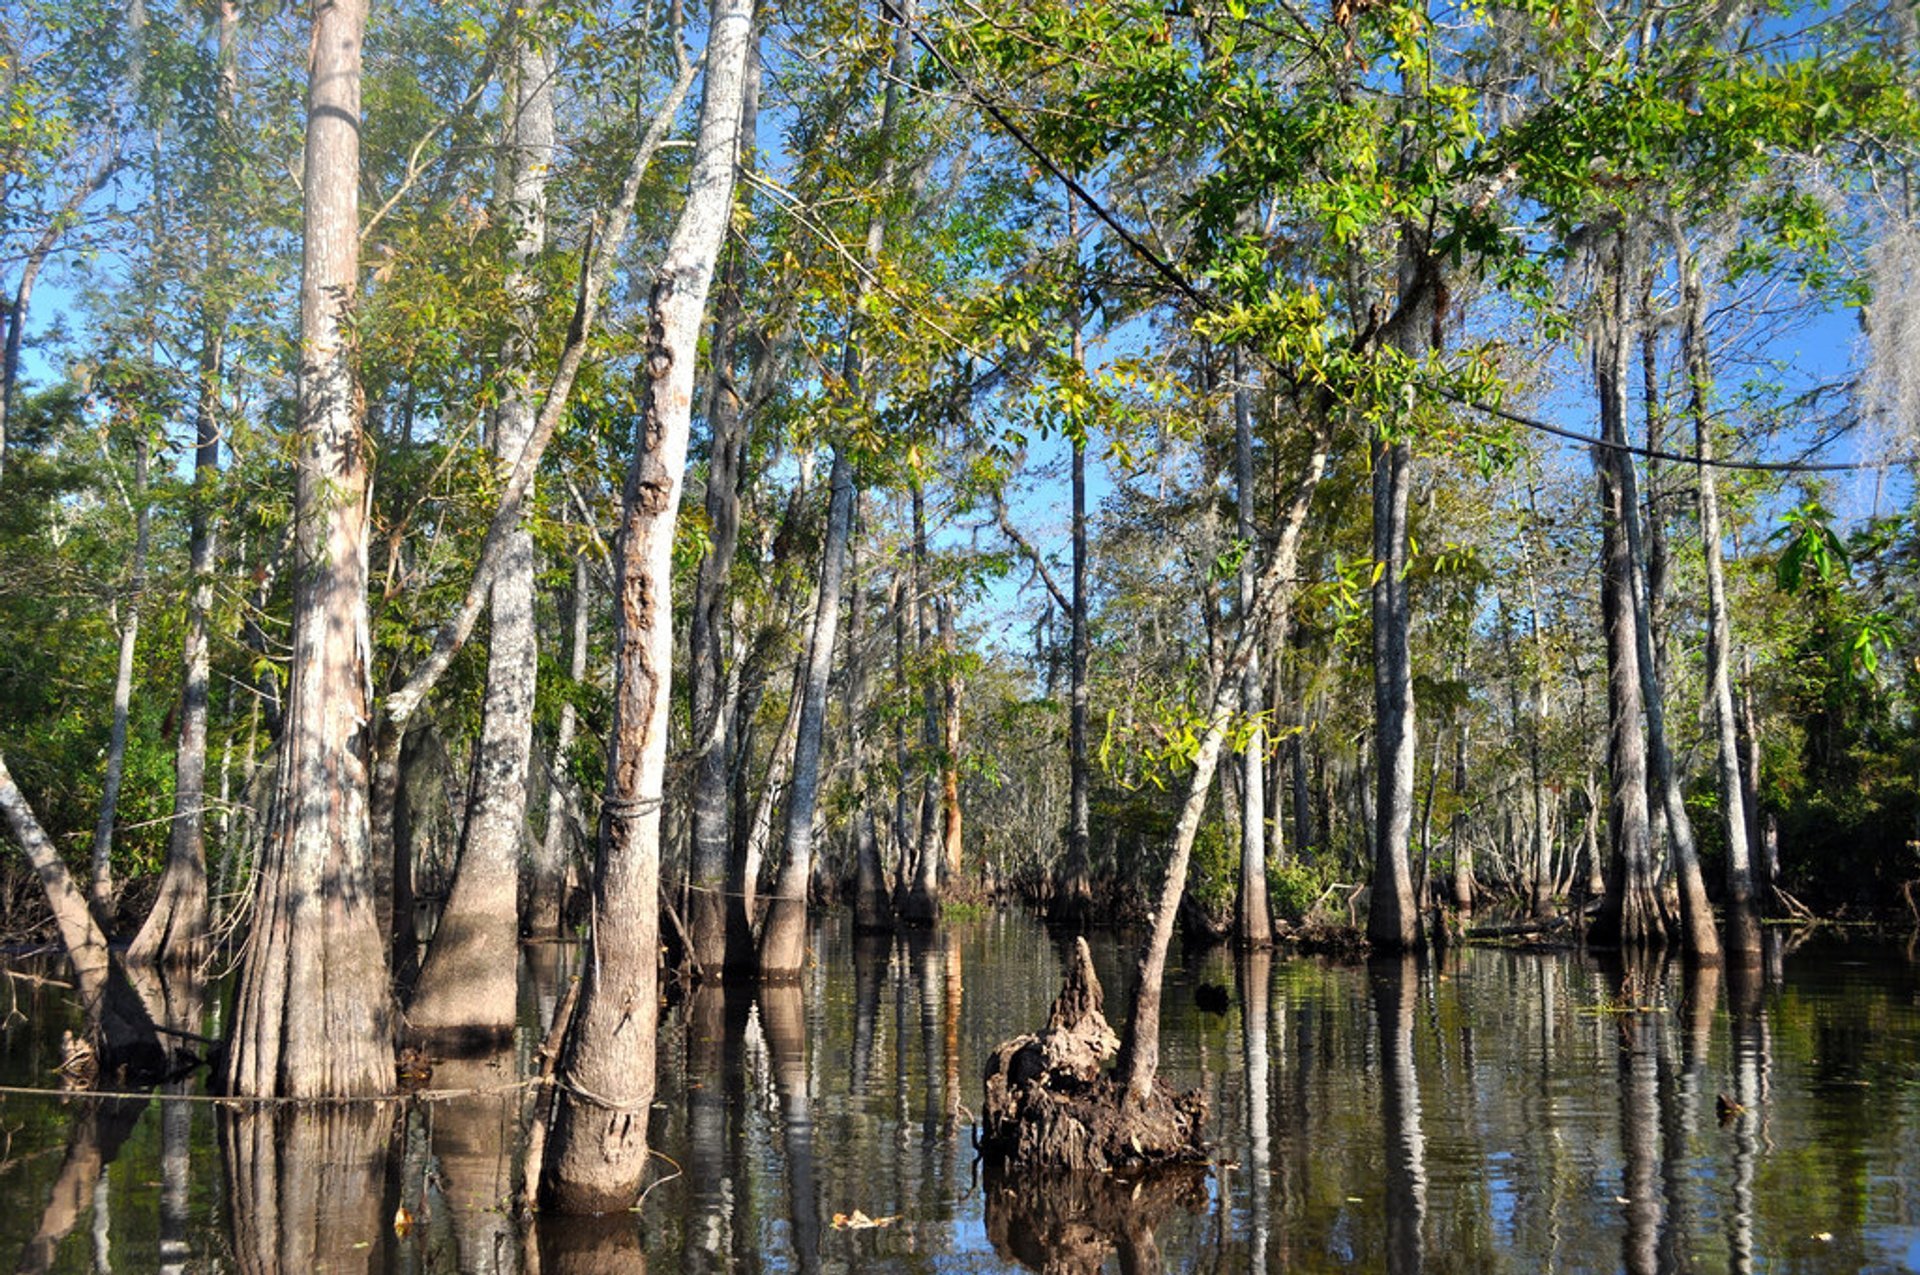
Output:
top-left (1371, 954), bottom-right (1427, 1275)
top-left (984, 1163), bottom-right (1207, 1274)
top-left (221, 1106), bottom-right (395, 1275)
top-left (15, 1093), bottom-right (146, 1275)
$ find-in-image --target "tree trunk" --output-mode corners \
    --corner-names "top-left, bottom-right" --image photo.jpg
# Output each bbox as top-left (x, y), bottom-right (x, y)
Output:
top-left (686, 39), bottom-right (762, 978)
top-left (938, 592), bottom-right (964, 888)
top-left (528, 556), bottom-right (589, 936)
top-left (1116, 410), bottom-right (1331, 1102)
top-left (847, 496), bottom-right (891, 932)
top-left (1053, 204), bottom-right (1094, 928)
top-left (541, 0), bottom-right (752, 1210)
top-left (0, 754), bottom-right (163, 1066)
top-left (90, 431), bottom-right (150, 925)
top-left (406, 30), bottom-right (557, 1046)
top-left (762, 0), bottom-right (912, 974)
top-left (225, 0), bottom-right (392, 1098)
top-left (760, 449), bottom-right (855, 976)
top-left (1234, 353), bottom-right (1272, 948)
top-left (899, 482), bottom-right (943, 926)
top-left (1621, 316), bottom-right (1718, 962)
top-left (1368, 431), bottom-right (1421, 951)
top-left (130, 322), bottom-right (220, 969)
top-left (130, 0), bottom-right (238, 971)
top-left (1589, 252), bottom-right (1668, 952)
top-left (1678, 252), bottom-right (1761, 961)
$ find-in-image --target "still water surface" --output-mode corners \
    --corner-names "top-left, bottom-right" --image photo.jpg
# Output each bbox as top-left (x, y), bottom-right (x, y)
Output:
top-left (2, 913), bottom-right (1917, 1273)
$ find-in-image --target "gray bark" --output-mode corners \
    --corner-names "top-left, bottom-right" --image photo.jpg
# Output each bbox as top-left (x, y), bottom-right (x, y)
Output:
top-left (1234, 353), bottom-right (1271, 947)
top-left (225, 0), bottom-right (392, 1098)
top-left (542, 0), bottom-right (753, 1210)
top-left (1368, 431), bottom-right (1420, 950)
top-left (687, 38), bottom-right (762, 977)
top-left (1590, 252), bottom-right (1668, 952)
top-left (90, 431), bottom-right (150, 924)
top-left (528, 555), bottom-right (589, 936)
top-left (1678, 249), bottom-right (1760, 960)
top-left (407, 30), bottom-right (557, 1045)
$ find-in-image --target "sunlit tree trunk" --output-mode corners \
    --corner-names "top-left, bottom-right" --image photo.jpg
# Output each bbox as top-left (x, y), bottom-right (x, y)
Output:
top-left (1589, 252), bottom-right (1667, 952)
top-left (541, 0), bottom-right (752, 1209)
top-left (528, 556), bottom-right (588, 936)
top-left (1678, 249), bottom-right (1761, 961)
top-left (1052, 233), bottom-right (1094, 926)
top-left (687, 40), bottom-right (762, 977)
top-left (1235, 353), bottom-right (1271, 948)
top-left (91, 431), bottom-right (149, 925)
top-left (407, 29), bottom-right (557, 1044)
top-left (225, 0), bottom-right (392, 1097)
top-left (1368, 427), bottom-right (1420, 951)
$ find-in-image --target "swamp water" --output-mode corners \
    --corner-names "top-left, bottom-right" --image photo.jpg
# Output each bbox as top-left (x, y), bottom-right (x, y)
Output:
top-left (1, 913), bottom-right (1917, 1273)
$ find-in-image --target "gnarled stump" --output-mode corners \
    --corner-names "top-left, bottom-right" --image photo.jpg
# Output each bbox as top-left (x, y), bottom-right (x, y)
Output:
top-left (980, 937), bottom-right (1207, 1172)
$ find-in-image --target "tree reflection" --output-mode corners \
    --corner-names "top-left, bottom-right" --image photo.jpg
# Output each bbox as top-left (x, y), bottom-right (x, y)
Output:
top-left (1725, 958), bottom-right (1766, 1275)
top-left (984, 1164), bottom-right (1207, 1275)
top-left (221, 1106), bottom-right (395, 1275)
top-left (536, 1211), bottom-right (648, 1275)
top-left (1369, 954), bottom-right (1426, 1275)
top-left (1236, 948), bottom-right (1273, 1273)
top-left (14, 1094), bottom-right (146, 1275)
top-left (1606, 955), bottom-right (1664, 1275)
top-left (760, 984), bottom-right (820, 1275)
top-left (425, 1049), bottom-right (520, 1273)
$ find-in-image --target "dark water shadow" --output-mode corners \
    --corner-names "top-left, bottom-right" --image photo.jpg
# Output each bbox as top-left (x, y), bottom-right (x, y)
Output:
top-left (983, 1163), bottom-right (1208, 1274)
top-left (760, 982), bottom-right (820, 1275)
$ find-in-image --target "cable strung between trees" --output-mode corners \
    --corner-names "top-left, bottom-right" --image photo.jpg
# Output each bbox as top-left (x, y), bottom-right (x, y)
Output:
top-left (901, 7), bottom-right (1917, 478)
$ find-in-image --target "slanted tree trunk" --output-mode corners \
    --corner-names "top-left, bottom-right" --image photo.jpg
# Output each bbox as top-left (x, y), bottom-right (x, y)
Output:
top-left (1116, 409), bottom-right (1330, 1106)
top-left (1234, 353), bottom-right (1271, 948)
top-left (366, 29), bottom-right (699, 951)
top-left (224, 0), bottom-right (392, 1098)
top-left (406, 30), bottom-right (557, 1047)
top-left (1589, 250), bottom-right (1668, 952)
top-left (540, 0), bottom-right (752, 1210)
top-left (760, 450), bottom-right (854, 976)
top-left (1677, 248), bottom-right (1761, 961)
top-left (0, 755), bottom-right (164, 1066)
top-left (90, 430), bottom-right (150, 925)
top-left (686, 40), bottom-right (761, 977)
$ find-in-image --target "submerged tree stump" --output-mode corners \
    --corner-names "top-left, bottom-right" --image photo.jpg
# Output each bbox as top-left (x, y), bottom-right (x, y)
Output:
top-left (980, 937), bottom-right (1208, 1172)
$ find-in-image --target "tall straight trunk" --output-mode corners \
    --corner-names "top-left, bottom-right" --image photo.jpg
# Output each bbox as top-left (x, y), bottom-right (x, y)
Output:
top-left (1368, 432), bottom-right (1420, 950)
top-left (132, 0), bottom-right (237, 969)
top-left (739, 643), bottom-right (808, 934)
top-left (91, 433), bottom-right (151, 923)
top-left (847, 498), bottom-right (891, 931)
top-left (225, 0), bottom-right (391, 1097)
top-left (407, 31), bottom-right (557, 1044)
top-left (542, 0), bottom-right (752, 1210)
top-left (1235, 354), bottom-right (1272, 947)
top-left (761, 0), bottom-right (912, 975)
top-left (1053, 202), bottom-right (1093, 928)
top-left (1514, 496), bottom-right (1554, 918)
top-left (759, 453), bottom-right (853, 978)
top-left (1621, 315), bottom-right (1717, 961)
top-left (937, 593), bottom-right (964, 886)
top-left (899, 483), bottom-right (942, 925)
top-left (1117, 411), bottom-right (1330, 1102)
top-left (130, 329), bottom-right (220, 968)
top-left (527, 556), bottom-right (589, 935)
top-left (1449, 720), bottom-right (1473, 914)
top-left (1589, 252), bottom-right (1668, 952)
top-left (686, 40), bottom-right (762, 978)
top-left (366, 32), bottom-right (700, 943)
top-left (1678, 253), bottom-right (1760, 959)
